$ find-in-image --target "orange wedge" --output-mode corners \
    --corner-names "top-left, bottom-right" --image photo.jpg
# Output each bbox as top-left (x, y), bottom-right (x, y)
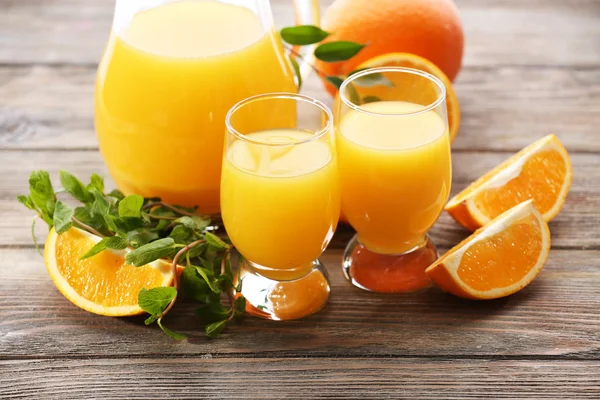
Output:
top-left (426, 200), bottom-right (551, 300)
top-left (352, 52), bottom-right (461, 142)
top-left (44, 228), bottom-right (173, 316)
top-left (446, 134), bottom-right (572, 231)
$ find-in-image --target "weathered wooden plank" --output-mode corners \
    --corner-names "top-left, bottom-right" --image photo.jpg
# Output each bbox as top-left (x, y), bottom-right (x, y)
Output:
top-left (1, 248), bottom-right (599, 358)
top-left (1, 150), bottom-right (597, 248)
top-left (1, 0), bottom-right (598, 68)
top-left (1, 63), bottom-right (599, 152)
top-left (1, 357), bottom-right (599, 399)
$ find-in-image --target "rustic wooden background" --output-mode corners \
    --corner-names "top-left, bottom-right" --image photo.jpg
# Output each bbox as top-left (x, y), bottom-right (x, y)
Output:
top-left (1, 0), bottom-right (599, 398)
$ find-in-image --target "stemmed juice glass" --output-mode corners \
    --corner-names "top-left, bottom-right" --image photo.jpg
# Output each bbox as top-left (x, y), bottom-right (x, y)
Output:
top-left (222, 93), bottom-right (340, 320)
top-left (336, 67), bottom-right (452, 293)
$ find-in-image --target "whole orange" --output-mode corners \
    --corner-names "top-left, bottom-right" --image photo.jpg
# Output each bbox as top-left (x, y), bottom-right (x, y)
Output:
top-left (316, 0), bottom-right (464, 96)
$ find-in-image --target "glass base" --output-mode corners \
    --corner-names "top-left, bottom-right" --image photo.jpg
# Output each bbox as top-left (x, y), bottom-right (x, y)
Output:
top-left (233, 259), bottom-right (330, 321)
top-left (343, 234), bottom-right (438, 293)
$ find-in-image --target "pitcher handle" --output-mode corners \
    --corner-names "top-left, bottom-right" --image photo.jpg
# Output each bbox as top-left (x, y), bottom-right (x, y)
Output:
top-left (292, 0), bottom-right (321, 82)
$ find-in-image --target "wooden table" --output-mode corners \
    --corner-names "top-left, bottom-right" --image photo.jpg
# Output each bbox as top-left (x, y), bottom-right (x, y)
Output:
top-left (1, 0), bottom-right (599, 398)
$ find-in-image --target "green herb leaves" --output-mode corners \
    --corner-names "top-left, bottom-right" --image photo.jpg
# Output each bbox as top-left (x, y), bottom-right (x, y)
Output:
top-left (279, 24), bottom-right (366, 93)
top-left (280, 25), bottom-right (364, 62)
top-left (139, 287), bottom-right (186, 340)
top-left (27, 170), bottom-right (56, 226)
top-left (126, 238), bottom-right (176, 266)
top-left (314, 41), bottom-right (365, 62)
top-left (60, 170), bottom-right (93, 203)
top-left (53, 201), bottom-right (73, 234)
top-left (18, 170), bottom-right (245, 339)
top-left (139, 287), bottom-right (177, 316)
top-left (280, 25), bottom-right (329, 45)
top-left (80, 236), bottom-right (128, 260)
top-left (118, 194), bottom-right (144, 218)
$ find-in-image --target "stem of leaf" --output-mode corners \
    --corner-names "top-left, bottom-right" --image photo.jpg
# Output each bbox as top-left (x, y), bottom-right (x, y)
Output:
top-left (160, 239), bottom-right (206, 319)
top-left (142, 202), bottom-right (197, 217)
top-left (286, 46), bottom-right (328, 79)
top-left (222, 251), bottom-right (236, 322)
top-left (146, 214), bottom-right (177, 221)
top-left (72, 216), bottom-right (105, 237)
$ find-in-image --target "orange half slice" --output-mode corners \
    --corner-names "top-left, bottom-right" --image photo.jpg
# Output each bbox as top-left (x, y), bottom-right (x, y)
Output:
top-left (446, 134), bottom-right (572, 231)
top-left (44, 228), bottom-right (173, 316)
top-left (426, 200), bottom-right (551, 300)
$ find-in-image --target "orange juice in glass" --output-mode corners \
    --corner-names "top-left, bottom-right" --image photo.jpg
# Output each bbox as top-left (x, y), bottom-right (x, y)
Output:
top-left (94, 0), bottom-right (319, 214)
top-left (222, 94), bottom-right (339, 320)
top-left (336, 67), bottom-right (451, 293)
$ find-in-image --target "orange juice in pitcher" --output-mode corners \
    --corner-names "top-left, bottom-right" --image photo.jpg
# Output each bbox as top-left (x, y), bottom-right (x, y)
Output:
top-left (95, 0), bottom-right (320, 213)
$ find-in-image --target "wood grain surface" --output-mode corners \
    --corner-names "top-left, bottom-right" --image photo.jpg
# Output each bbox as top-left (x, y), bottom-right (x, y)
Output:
top-left (1, 0), bottom-right (599, 398)
top-left (1, 358), bottom-right (599, 399)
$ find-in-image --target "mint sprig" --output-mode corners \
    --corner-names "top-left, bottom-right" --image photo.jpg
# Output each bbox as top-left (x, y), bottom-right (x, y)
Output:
top-left (280, 25), bottom-right (367, 91)
top-left (18, 170), bottom-right (243, 339)
top-left (281, 25), bottom-right (390, 104)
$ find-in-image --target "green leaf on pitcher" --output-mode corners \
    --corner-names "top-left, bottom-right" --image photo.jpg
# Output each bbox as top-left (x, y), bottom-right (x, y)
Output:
top-left (289, 55), bottom-right (302, 90)
top-left (326, 76), bottom-right (344, 90)
top-left (314, 41), bottom-right (365, 62)
top-left (280, 25), bottom-right (329, 45)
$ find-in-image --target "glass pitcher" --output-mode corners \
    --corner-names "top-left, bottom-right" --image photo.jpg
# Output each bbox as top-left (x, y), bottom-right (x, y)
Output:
top-left (94, 0), bottom-right (320, 214)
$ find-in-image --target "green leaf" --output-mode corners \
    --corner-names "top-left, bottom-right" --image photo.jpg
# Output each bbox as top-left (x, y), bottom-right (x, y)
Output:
top-left (204, 232), bottom-right (229, 250)
top-left (90, 189), bottom-right (110, 217)
top-left (362, 96), bottom-right (381, 104)
top-left (175, 216), bottom-right (210, 232)
top-left (87, 173), bottom-right (104, 193)
top-left (325, 76), bottom-right (344, 90)
top-left (127, 229), bottom-right (158, 248)
top-left (105, 235), bottom-right (128, 250)
top-left (74, 206), bottom-right (107, 235)
top-left (205, 320), bottom-right (227, 338)
top-left (80, 235), bottom-right (126, 260)
top-left (186, 242), bottom-right (207, 259)
top-left (104, 214), bottom-right (127, 235)
top-left (53, 201), bottom-right (73, 234)
top-left (118, 194), bottom-right (144, 218)
top-left (120, 216), bottom-right (145, 231)
top-left (144, 315), bottom-right (157, 325)
top-left (60, 170), bottom-right (93, 203)
top-left (353, 73), bottom-right (394, 88)
top-left (234, 296), bottom-right (246, 318)
top-left (280, 25), bottom-right (329, 45)
top-left (28, 170), bottom-right (55, 225)
top-left (138, 286), bottom-right (176, 316)
top-left (17, 195), bottom-right (35, 210)
top-left (314, 41), bottom-right (365, 62)
top-left (289, 55), bottom-right (302, 90)
top-left (195, 302), bottom-right (230, 323)
top-left (218, 273), bottom-right (233, 292)
top-left (80, 237), bottom-right (108, 260)
top-left (169, 225), bottom-right (194, 244)
top-left (180, 265), bottom-right (216, 303)
top-left (107, 189), bottom-right (125, 201)
top-left (195, 265), bottom-right (221, 294)
top-left (126, 238), bottom-right (175, 266)
top-left (157, 318), bottom-right (186, 340)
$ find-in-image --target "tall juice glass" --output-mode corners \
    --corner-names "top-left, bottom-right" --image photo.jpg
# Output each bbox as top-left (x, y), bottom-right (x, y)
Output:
top-left (336, 67), bottom-right (451, 293)
top-left (222, 93), bottom-right (340, 320)
top-left (95, 0), bottom-right (320, 214)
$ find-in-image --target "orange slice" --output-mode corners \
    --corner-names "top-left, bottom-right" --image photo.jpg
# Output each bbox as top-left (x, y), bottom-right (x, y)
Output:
top-left (446, 134), bottom-right (572, 231)
top-left (426, 200), bottom-right (550, 300)
top-left (44, 228), bottom-right (173, 316)
top-left (352, 52), bottom-right (461, 142)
